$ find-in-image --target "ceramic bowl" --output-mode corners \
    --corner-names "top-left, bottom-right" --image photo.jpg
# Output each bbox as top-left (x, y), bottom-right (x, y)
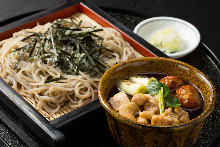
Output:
top-left (133, 17), bottom-right (201, 59)
top-left (98, 57), bottom-right (216, 147)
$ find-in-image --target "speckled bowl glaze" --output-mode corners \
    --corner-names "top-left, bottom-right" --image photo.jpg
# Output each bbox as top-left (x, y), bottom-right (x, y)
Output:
top-left (98, 57), bottom-right (216, 147)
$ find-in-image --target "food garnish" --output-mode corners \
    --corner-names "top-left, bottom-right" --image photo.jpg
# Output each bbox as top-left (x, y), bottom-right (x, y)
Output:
top-left (166, 95), bottom-right (181, 108)
top-left (45, 77), bottom-right (64, 83)
top-left (158, 87), bottom-right (165, 114)
top-left (13, 19), bottom-right (113, 77)
top-left (149, 27), bottom-right (183, 54)
top-left (147, 79), bottom-right (181, 109)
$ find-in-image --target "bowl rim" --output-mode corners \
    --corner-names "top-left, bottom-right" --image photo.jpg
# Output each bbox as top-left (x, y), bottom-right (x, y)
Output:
top-left (98, 57), bottom-right (216, 128)
top-left (133, 16), bottom-right (201, 59)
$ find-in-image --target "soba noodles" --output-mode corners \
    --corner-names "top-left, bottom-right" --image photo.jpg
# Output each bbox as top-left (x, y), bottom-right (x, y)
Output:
top-left (0, 13), bottom-right (136, 118)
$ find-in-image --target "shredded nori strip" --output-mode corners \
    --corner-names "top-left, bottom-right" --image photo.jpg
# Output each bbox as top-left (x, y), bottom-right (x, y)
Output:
top-left (13, 45), bottom-right (30, 70)
top-left (13, 18), bottom-right (113, 80)
top-left (45, 77), bottom-right (64, 83)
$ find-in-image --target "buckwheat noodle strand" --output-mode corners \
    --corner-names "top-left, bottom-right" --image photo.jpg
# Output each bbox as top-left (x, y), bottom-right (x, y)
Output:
top-left (0, 13), bottom-right (136, 118)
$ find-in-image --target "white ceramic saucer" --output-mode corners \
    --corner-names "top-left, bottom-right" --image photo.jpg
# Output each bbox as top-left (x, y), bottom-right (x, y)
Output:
top-left (134, 17), bottom-right (201, 59)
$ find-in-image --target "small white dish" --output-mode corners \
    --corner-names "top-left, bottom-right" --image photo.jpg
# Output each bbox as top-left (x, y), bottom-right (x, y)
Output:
top-left (134, 17), bottom-right (201, 59)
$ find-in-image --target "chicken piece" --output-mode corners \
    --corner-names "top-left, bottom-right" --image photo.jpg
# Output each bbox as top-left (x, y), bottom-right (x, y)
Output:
top-left (163, 108), bottom-right (178, 119)
top-left (151, 107), bottom-right (189, 126)
top-left (109, 91), bottom-right (130, 111)
top-left (139, 111), bottom-right (155, 120)
top-left (144, 99), bottom-right (159, 115)
top-left (163, 107), bottom-right (189, 123)
top-left (151, 115), bottom-right (179, 126)
top-left (144, 94), bottom-right (158, 107)
top-left (176, 85), bottom-right (203, 109)
top-left (119, 102), bottom-right (141, 121)
top-left (149, 95), bottom-right (159, 107)
top-left (131, 93), bottom-right (149, 106)
top-left (137, 116), bottom-right (148, 125)
top-left (159, 76), bottom-right (184, 91)
top-left (174, 107), bottom-right (190, 123)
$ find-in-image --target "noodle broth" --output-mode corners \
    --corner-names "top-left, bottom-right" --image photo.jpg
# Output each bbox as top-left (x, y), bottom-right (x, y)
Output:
top-left (108, 72), bottom-right (204, 121)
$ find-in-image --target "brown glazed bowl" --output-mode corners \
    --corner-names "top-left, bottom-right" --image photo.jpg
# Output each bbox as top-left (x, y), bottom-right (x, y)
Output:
top-left (98, 57), bottom-right (216, 147)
